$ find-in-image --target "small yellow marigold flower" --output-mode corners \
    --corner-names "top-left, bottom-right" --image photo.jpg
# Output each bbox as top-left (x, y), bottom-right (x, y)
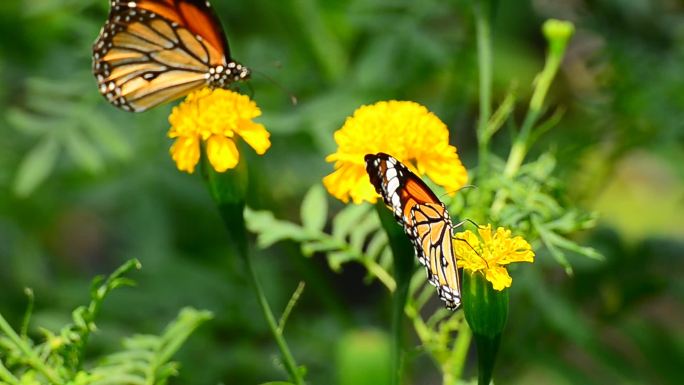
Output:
top-left (168, 88), bottom-right (270, 173)
top-left (454, 225), bottom-right (534, 291)
top-left (323, 100), bottom-right (468, 203)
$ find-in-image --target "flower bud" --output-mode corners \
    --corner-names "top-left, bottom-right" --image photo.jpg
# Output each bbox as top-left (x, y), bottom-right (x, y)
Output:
top-left (543, 19), bottom-right (575, 55)
top-left (462, 269), bottom-right (509, 385)
top-left (201, 152), bottom-right (249, 258)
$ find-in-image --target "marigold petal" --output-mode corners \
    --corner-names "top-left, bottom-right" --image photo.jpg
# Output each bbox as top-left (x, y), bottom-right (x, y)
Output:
top-left (485, 266), bottom-right (513, 291)
top-left (478, 225), bottom-right (495, 244)
top-left (170, 135), bottom-right (200, 173)
top-left (323, 163), bottom-right (378, 204)
top-left (498, 235), bottom-right (535, 264)
top-left (455, 231), bottom-right (486, 271)
top-left (237, 122), bottom-right (271, 155)
top-left (206, 135), bottom-right (239, 172)
top-left (421, 151), bottom-right (469, 195)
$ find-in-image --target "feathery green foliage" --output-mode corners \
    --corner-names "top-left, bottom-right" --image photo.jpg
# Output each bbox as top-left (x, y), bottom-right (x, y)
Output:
top-left (0, 260), bottom-right (212, 385)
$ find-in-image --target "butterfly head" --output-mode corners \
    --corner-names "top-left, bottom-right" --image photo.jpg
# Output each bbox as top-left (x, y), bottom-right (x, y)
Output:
top-left (209, 61), bottom-right (251, 89)
top-left (233, 61), bottom-right (251, 81)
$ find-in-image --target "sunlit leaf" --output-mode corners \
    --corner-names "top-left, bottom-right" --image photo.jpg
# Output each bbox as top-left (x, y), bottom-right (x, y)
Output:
top-left (13, 135), bottom-right (59, 197)
top-left (300, 184), bottom-right (328, 231)
top-left (333, 204), bottom-right (372, 240)
top-left (245, 208), bottom-right (310, 248)
top-left (6, 108), bottom-right (52, 136)
top-left (80, 110), bottom-right (133, 161)
top-left (63, 128), bottom-right (104, 173)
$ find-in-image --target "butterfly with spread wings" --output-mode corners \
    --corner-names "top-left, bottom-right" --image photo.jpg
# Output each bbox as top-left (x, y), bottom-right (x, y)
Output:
top-left (92, 0), bottom-right (249, 112)
top-left (365, 152), bottom-right (462, 309)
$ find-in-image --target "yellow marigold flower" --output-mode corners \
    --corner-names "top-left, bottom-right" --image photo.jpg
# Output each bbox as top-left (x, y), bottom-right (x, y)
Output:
top-left (454, 225), bottom-right (535, 291)
top-left (323, 100), bottom-right (468, 203)
top-left (168, 88), bottom-right (270, 173)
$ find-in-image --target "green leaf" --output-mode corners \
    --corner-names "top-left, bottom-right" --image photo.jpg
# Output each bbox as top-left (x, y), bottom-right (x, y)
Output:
top-left (534, 219), bottom-right (572, 273)
top-left (365, 230), bottom-right (388, 261)
top-left (300, 238), bottom-right (339, 257)
top-left (156, 307), bottom-right (213, 364)
top-left (91, 307), bottom-right (212, 385)
top-left (542, 229), bottom-right (604, 261)
top-left (349, 212), bottom-right (380, 251)
top-left (6, 108), bottom-right (52, 136)
top-left (13, 135), bottom-right (60, 197)
top-left (333, 204), bottom-right (372, 240)
top-left (245, 208), bottom-right (310, 248)
top-left (80, 110), bottom-right (132, 161)
top-left (300, 184), bottom-right (328, 231)
top-left (484, 87), bottom-right (516, 140)
top-left (327, 251), bottom-right (356, 272)
top-left (63, 128), bottom-right (104, 173)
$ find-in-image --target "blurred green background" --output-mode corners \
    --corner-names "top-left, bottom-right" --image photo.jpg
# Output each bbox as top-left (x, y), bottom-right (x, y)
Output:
top-left (0, 0), bottom-right (683, 384)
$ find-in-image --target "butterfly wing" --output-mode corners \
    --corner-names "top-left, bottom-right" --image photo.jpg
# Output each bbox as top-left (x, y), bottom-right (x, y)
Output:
top-left (409, 202), bottom-right (461, 309)
top-left (365, 152), bottom-right (461, 309)
top-left (93, 0), bottom-right (248, 112)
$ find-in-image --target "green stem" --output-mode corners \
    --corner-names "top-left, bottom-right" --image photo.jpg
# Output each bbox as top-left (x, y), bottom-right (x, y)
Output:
top-left (0, 313), bottom-right (61, 384)
top-left (390, 281), bottom-right (411, 385)
top-left (475, 0), bottom-right (493, 180)
top-left (0, 359), bottom-right (21, 385)
top-left (219, 206), bottom-right (304, 384)
top-left (363, 259), bottom-right (397, 292)
top-left (503, 21), bottom-right (567, 176)
top-left (441, 322), bottom-right (472, 385)
top-left (202, 156), bottom-right (303, 385)
top-left (490, 20), bottom-right (573, 217)
top-left (243, 248), bottom-right (305, 385)
top-left (375, 203), bottom-right (415, 385)
top-left (450, 322), bottom-right (472, 381)
top-left (501, 64), bottom-right (553, 179)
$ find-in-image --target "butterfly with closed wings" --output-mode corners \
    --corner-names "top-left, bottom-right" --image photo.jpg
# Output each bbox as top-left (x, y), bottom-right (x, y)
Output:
top-left (93, 0), bottom-right (249, 112)
top-left (365, 152), bottom-right (462, 309)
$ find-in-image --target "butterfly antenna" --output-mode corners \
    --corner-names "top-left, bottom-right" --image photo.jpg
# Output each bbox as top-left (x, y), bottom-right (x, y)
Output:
top-left (439, 184), bottom-right (478, 200)
top-left (451, 219), bottom-right (489, 268)
top-left (450, 218), bottom-right (482, 234)
top-left (251, 68), bottom-right (298, 106)
top-left (453, 236), bottom-right (489, 269)
top-left (245, 81), bottom-right (255, 99)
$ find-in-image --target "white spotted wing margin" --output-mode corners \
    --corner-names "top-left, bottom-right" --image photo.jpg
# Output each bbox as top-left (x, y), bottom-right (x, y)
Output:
top-left (364, 152), bottom-right (462, 310)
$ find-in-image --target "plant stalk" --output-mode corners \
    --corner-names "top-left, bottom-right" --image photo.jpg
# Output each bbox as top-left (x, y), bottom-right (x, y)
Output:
top-left (0, 313), bottom-right (61, 384)
top-left (375, 203), bottom-right (415, 385)
top-left (491, 19), bottom-right (574, 217)
top-left (0, 359), bottom-right (21, 385)
top-left (475, 0), bottom-right (494, 180)
top-left (242, 247), bottom-right (305, 385)
top-left (450, 321), bottom-right (472, 381)
top-left (202, 156), bottom-right (304, 385)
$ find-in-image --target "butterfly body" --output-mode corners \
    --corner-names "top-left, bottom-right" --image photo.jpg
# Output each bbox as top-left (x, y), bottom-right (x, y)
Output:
top-left (365, 152), bottom-right (461, 309)
top-left (93, 0), bottom-right (249, 112)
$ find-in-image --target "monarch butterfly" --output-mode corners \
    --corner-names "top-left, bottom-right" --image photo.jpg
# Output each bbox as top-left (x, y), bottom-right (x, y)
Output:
top-left (365, 152), bottom-right (461, 309)
top-left (92, 0), bottom-right (249, 112)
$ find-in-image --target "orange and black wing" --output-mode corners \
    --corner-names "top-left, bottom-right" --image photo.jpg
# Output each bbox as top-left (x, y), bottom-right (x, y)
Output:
top-left (365, 152), bottom-right (461, 309)
top-left (92, 0), bottom-right (249, 112)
